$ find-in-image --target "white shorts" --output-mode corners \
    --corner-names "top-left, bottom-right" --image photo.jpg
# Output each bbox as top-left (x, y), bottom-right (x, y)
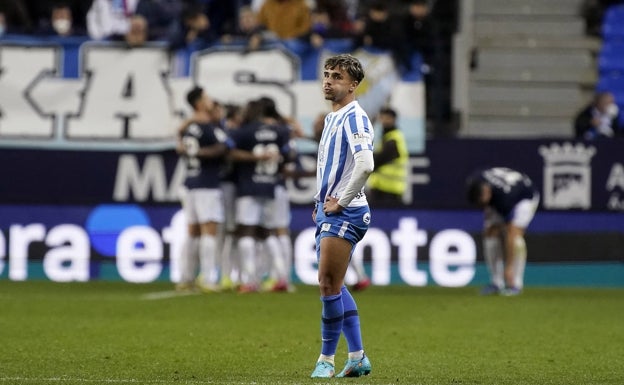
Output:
top-left (485, 195), bottom-right (540, 229)
top-left (273, 185), bottom-right (291, 229)
top-left (235, 196), bottom-right (277, 228)
top-left (181, 188), bottom-right (224, 225)
top-left (221, 181), bottom-right (237, 232)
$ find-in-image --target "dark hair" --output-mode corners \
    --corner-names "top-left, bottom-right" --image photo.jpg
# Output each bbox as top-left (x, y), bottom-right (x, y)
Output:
top-left (186, 86), bottom-right (204, 109)
top-left (324, 54), bottom-right (365, 83)
top-left (379, 107), bottom-right (397, 118)
top-left (466, 179), bottom-right (483, 205)
top-left (224, 103), bottom-right (242, 120)
top-left (241, 99), bottom-right (264, 124)
top-left (182, 4), bottom-right (204, 22)
top-left (257, 96), bottom-right (283, 121)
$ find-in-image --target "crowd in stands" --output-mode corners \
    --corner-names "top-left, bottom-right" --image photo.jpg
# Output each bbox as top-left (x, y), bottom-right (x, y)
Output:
top-left (0, 0), bottom-right (439, 76)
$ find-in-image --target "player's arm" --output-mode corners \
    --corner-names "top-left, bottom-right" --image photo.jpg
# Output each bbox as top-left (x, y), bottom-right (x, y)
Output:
top-left (228, 149), bottom-right (278, 162)
top-left (336, 149), bottom-right (374, 208)
top-left (196, 142), bottom-right (228, 158)
top-left (175, 119), bottom-right (193, 154)
top-left (324, 150), bottom-right (374, 213)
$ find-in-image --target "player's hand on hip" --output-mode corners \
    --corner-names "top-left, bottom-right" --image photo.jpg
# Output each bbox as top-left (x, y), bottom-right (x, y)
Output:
top-left (323, 196), bottom-right (344, 215)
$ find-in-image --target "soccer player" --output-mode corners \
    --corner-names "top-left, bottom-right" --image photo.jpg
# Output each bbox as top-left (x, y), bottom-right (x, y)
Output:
top-left (466, 167), bottom-right (540, 296)
top-left (176, 86), bottom-right (229, 292)
top-left (228, 99), bottom-right (291, 293)
top-left (310, 54), bottom-right (374, 378)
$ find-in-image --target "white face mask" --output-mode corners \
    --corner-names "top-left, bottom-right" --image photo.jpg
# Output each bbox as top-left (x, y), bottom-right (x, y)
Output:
top-left (53, 19), bottom-right (71, 35)
top-left (606, 103), bottom-right (619, 118)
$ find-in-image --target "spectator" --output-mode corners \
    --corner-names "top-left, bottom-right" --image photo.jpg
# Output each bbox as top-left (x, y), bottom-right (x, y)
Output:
top-left (26, 0), bottom-right (91, 36)
top-left (205, 0), bottom-right (239, 38)
top-left (0, 0), bottom-right (33, 33)
top-left (404, 0), bottom-right (436, 70)
top-left (305, 6), bottom-right (348, 49)
top-left (574, 91), bottom-right (624, 139)
top-left (135, 0), bottom-right (182, 41)
top-left (86, 0), bottom-right (139, 40)
top-left (220, 5), bottom-right (269, 51)
top-left (367, 107), bottom-right (408, 206)
top-left (354, 1), bottom-right (409, 72)
top-left (315, 0), bottom-right (354, 36)
top-left (123, 14), bottom-right (148, 46)
top-left (256, 0), bottom-right (311, 40)
top-left (167, 4), bottom-right (214, 51)
top-left (35, 2), bottom-right (86, 37)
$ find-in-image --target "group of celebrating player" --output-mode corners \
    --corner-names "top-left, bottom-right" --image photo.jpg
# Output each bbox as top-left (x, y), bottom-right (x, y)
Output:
top-left (175, 86), bottom-right (297, 294)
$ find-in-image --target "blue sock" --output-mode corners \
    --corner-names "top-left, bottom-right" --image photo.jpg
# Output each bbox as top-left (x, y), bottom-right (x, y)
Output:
top-left (341, 286), bottom-right (363, 352)
top-left (320, 293), bottom-right (343, 356)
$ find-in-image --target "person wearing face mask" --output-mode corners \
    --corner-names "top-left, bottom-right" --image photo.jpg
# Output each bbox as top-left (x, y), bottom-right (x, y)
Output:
top-left (50, 3), bottom-right (74, 36)
top-left (35, 2), bottom-right (86, 37)
top-left (574, 91), bottom-right (624, 140)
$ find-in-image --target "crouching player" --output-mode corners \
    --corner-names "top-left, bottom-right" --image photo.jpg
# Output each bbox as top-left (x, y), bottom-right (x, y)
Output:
top-left (466, 167), bottom-right (540, 296)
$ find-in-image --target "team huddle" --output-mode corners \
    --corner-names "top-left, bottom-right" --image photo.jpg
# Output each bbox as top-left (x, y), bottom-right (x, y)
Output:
top-left (176, 87), bottom-right (296, 294)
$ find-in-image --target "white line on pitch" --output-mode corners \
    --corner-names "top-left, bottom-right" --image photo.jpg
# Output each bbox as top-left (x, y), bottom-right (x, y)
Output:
top-left (140, 290), bottom-right (200, 300)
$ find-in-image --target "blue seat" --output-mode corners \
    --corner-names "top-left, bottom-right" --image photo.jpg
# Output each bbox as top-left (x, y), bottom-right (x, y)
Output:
top-left (598, 51), bottom-right (624, 73)
top-left (603, 5), bottom-right (624, 39)
top-left (596, 74), bottom-right (624, 93)
top-left (604, 4), bottom-right (624, 25)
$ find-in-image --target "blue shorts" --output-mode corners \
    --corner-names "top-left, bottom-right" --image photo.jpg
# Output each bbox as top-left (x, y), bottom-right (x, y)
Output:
top-left (315, 205), bottom-right (371, 258)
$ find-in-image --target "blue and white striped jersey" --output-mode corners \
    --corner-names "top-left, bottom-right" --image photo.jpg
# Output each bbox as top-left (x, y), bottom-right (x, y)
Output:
top-left (315, 100), bottom-right (374, 207)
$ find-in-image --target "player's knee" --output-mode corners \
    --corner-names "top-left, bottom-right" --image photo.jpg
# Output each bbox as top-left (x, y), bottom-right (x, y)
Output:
top-left (514, 236), bottom-right (526, 257)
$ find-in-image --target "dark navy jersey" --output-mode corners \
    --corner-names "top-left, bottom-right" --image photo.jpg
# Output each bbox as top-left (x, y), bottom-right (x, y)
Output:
top-left (473, 167), bottom-right (537, 220)
top-left (182, 122), bottom-right (228, 189)
top-left (230, 121), bottom-right (290, 198)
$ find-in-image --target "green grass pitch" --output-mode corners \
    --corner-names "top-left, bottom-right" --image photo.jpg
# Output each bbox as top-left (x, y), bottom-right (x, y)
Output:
top-left (0, 281), bottom-right (622, 385)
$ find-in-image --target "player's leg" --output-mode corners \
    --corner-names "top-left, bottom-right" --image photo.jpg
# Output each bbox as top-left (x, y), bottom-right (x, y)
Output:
top-left (219, 181), bottom-right (239, 290)
top-left (195, 188), bottom-right (224, 292)
top-left (235, 196), bottom-right (261, 292)
top-left (274, 185), bottom-right (294, 290)
top-left (501, 196), bottom-right (538, 295)
top-left (178, 224), bottom-right (200, 291)
top-left (311, 235), bottom-right (351, 378)
top-left (481, 208), bottom-right (505, 294)
top-left (349, 254), bottom-right (370, 291)
top-left (177, 189), bottom-right (200, 291)
top-left (312, 207), bottom-right (371, 378)
top-left (260, 196), bottom-right (289, 291)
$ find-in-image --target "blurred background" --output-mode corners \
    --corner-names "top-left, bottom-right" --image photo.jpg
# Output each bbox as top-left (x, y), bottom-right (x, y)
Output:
top-left (0, 0), bottom-right (622, 287)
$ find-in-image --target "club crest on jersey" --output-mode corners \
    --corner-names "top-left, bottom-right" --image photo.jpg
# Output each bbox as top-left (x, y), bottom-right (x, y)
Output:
top-left (363, 212), bottom-right (371, 224)
top-left (321, 223), bottom-right (331, 232)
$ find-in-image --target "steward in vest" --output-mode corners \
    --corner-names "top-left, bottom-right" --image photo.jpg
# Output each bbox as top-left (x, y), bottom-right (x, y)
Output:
top-left (367, 107), bottom-right (408, 205)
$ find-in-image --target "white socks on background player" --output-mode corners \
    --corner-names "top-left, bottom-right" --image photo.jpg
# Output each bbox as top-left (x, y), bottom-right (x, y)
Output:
top-left (484, 235), bottom-right (527, 289)
top-left (264, 235), bottom-right (287, 283)
top-left (199, 234), bottom-right (218, 286)
top-left (219, 233), bottom-right (240, 285)
top-left (238, 236), bottom-right (257, 286)
top-left (511, 236), bottom-right (527, 289)
top-left (483, 236), bottom-right (504, 289)
top-left (278, 234), bottom-right (293, 284)
top-left (179, 236), bottom-right (199, 284)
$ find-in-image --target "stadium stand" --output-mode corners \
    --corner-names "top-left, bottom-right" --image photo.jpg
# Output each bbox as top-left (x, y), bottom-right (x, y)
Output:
top-left (454, 0), bottom-right (601, 138)
top-left (598, 3), bottom-right (624, 126)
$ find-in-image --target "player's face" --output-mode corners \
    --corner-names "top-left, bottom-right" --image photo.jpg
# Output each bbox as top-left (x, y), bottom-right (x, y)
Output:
top-left (200, 92), bottom-right (214, 113)
top-left (478, 185), bottom-right (492, 207)
top-left (322, 67), bottom-right (357, 104)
